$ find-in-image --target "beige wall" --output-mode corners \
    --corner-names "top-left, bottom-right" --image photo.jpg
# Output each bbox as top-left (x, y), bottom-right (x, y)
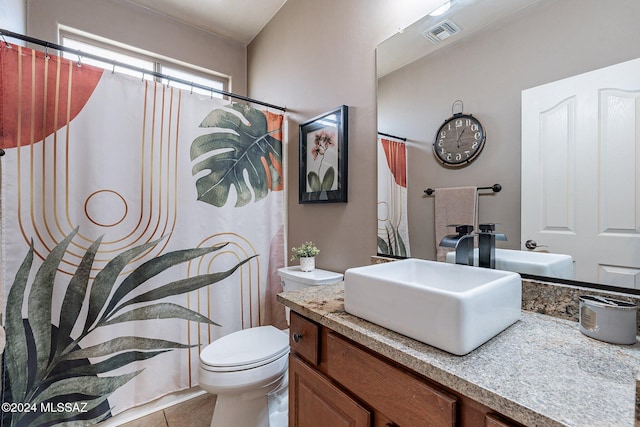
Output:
top-left (26, 0), bottom-right (247, 95)
top-left (250, 0), bottom-right (640, 271)
top-left (378, 0), bottom-right (640, 260)
top-left (248, 0), bottom-right (441, 273)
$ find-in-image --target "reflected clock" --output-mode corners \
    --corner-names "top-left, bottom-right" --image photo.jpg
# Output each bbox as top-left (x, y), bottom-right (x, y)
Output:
top-left (433, 113), bottom-right (486, 167)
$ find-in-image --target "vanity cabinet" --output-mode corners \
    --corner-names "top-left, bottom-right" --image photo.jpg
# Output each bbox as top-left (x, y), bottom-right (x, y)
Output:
top-left (288, 311), bottom-right (523, 427)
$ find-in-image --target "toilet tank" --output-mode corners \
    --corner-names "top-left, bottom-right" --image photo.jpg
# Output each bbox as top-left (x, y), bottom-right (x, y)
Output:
top-left (278, 266), bottom-right (344, 291)
top-left (278, 267), bottom-right (343, 325)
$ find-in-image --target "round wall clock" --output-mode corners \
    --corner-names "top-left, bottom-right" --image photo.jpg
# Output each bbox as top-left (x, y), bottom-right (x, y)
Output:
top-left (433, 113), bottom-right (486, 167)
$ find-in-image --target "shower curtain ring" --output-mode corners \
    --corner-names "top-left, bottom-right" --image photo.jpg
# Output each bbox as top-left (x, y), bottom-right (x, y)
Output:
top-left (190, 82), bottom-right (194, 95)
top-left (112, 60), bottom-right (116, 74)
top-left (1, 34), bottom-right (11, 48)
top-left (76, 53), bottom-right (82, 67)
top-left (44, 46), bottom-right (50, 59)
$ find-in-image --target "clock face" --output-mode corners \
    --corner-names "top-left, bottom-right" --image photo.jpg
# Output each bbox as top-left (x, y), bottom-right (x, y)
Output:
top-left (433, 114), bottom-right (485, 167)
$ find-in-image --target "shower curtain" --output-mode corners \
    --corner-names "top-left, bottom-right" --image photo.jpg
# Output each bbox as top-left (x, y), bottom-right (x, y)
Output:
top-left (377, 137), bottom-right (410, 257)
top-left (0, 43), bottom-right (285, 425)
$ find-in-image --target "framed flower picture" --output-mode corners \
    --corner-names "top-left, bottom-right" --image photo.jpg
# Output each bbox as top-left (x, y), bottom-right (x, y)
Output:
top-left (298, 105), bottom-right (348, 203)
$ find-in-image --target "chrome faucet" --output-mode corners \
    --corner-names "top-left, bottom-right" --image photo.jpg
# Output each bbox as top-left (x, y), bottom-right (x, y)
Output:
top-left (478, 223), bottom-right (507, 269)
top-left (439, 224), bottom-right (475, 266)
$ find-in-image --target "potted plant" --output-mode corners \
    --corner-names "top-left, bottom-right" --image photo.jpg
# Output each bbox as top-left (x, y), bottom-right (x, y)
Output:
top-left (291, 241), bottom-right (320, 272)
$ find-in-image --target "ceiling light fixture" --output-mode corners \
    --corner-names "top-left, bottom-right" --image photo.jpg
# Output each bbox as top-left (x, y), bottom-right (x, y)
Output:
top-left (429, 1), bottom-right (451, 17)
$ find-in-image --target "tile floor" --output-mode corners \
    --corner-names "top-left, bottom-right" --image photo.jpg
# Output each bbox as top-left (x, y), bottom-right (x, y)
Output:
top-left (119, 393), bottom-right (216, 427)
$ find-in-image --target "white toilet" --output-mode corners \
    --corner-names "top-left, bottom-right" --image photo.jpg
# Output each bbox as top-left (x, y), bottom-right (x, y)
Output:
top-left (198, 266), bottom-right (343, 427)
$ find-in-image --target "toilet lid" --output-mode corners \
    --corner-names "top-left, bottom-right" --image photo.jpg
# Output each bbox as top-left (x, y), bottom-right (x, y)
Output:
top-left (200, 326), bottom-right (289, 370)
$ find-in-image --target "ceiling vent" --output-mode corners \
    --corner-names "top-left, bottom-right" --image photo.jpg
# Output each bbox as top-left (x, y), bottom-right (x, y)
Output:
top-left (423, 19), bottom-right (461, 44)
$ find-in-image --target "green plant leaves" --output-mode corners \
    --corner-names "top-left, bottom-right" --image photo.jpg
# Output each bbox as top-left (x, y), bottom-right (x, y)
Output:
top-left (28, 228), bottom-right (79, 387)
top-left (377, 224), bottom-right (408, 257)
top-left (190, 104), bottom-right (282, 207)
top-left (307, 171), bottom-right (321, 192)
top-left (84, 237), bottom-right (164, 332)
top-left (321, 166), bottom-right (335, 190)
top-left (108, 255), bottom-right (256, 314)
top-left (4, 240), bottom-right (35, 404)
top-left (100, 244), bottom-right (229, 322)
top-left (32, 370), bottom-right (141, 406)
top-left (30, 395), bottom-right (111, 426)
top-left (2, 230), bottom-right (256, 426)
top-left (100, 303), bottom-right (219, 328)
top-left (63, 337), bottom-right (194, 361)
top-left (307, 166), bottom-right (335, 192)
top-left (377, 236), bottom-right (389, 255)
top-left (47, 350), bottom-right (168, 382)
top-left (58, 236), bottom-right (103, 352)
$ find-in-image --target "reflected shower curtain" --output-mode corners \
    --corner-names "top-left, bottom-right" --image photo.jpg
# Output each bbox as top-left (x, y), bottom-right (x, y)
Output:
top-left (0, 43), bottom-right (285, 425)
top-left (377, 137), bottom-right (410, 257)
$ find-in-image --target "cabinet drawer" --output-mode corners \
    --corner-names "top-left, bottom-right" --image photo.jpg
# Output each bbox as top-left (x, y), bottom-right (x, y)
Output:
top-left (326, 332), bottom-right (457, 427)
top-left (289, 311), bottom-right (320, 365)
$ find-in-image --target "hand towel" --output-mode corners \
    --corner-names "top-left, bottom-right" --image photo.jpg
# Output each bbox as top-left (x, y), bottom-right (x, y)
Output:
top-left (434, 186), bottom-right (478, 262)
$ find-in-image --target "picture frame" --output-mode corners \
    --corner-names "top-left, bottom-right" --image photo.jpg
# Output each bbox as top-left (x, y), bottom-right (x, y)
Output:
top-left (298, 105), bottom-right (348, 203)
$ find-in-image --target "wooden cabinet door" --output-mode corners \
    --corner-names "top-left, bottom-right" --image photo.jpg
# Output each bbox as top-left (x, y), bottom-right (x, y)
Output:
top-left (289, 355), bottom-right (371, 427)
top-left (326, 333), bottom-right (457, 427)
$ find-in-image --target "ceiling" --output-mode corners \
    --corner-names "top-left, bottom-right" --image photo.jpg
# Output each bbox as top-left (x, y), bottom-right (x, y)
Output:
top-left (122, 0), bottom-right (542, 62)
top-left (125, 0), bottom-right (288, 45)
top-left (377, 0), bottom-right (542, 77)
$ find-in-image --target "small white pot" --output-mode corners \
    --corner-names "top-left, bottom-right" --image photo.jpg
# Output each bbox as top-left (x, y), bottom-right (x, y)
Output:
top-left (299, 257), bottom-right (315, 272)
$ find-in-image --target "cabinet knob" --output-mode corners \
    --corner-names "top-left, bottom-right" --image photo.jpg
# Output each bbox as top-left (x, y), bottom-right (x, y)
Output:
top-left (293, 333), bottom-right (303, 343)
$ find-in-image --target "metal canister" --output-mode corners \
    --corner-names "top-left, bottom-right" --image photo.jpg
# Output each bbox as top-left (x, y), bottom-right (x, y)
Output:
top-left (579, 295), bottom-right (637, 345)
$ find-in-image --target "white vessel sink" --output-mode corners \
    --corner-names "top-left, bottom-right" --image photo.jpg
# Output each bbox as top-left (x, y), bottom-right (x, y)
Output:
top-left (445, 248), bottom-right (574, 279)
top-left (344, 259), bottom-right (521, 355)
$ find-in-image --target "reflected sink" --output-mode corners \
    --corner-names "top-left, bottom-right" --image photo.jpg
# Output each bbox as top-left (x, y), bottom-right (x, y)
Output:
top-left (445, 248), bottom-right (574, 279)
top-left (344, 259), bottom-right (521, 355)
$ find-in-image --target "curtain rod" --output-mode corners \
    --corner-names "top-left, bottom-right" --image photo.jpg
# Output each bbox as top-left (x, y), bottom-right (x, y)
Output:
top-left (0, 28), bottom-right (287, 112)
top-left (378, 131), bottom-right (407, 142)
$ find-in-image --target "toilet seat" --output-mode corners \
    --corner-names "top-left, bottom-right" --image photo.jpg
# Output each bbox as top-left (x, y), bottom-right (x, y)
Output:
top-left (200, 326), bottom-right (288, 372)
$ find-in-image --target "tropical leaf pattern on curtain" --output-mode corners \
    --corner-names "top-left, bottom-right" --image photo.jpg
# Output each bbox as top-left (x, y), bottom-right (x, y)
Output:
top-left (377, 137), bottom-right (410, 257)
top-left (1, 43), bottom-right (285, 418)
top-left (1, 229), bottom-right (254, 427)
top-left (190, 104), bottom-right (283, 207)
top-left (377, 224), bottom-right (408, 257)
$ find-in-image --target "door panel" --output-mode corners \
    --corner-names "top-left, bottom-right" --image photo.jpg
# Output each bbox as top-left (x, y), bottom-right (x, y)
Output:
top-left (522, 58), bottom-right (640, 287)
top-left (539, 96), bottom-right (576, 232)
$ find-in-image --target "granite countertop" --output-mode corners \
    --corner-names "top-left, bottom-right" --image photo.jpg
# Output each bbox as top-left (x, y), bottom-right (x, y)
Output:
top-left (278, 283), bottom-right (640, 427)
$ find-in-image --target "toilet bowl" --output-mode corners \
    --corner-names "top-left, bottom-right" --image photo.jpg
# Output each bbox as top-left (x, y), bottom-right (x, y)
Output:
top-left (198, 326), bottom-right (289, 427)
top-left (198, 266), bottom-right (343, 427)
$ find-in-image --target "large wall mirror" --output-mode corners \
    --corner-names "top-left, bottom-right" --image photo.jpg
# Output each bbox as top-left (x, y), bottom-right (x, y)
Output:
top-left (376, 0), bottom-right (640, 289)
